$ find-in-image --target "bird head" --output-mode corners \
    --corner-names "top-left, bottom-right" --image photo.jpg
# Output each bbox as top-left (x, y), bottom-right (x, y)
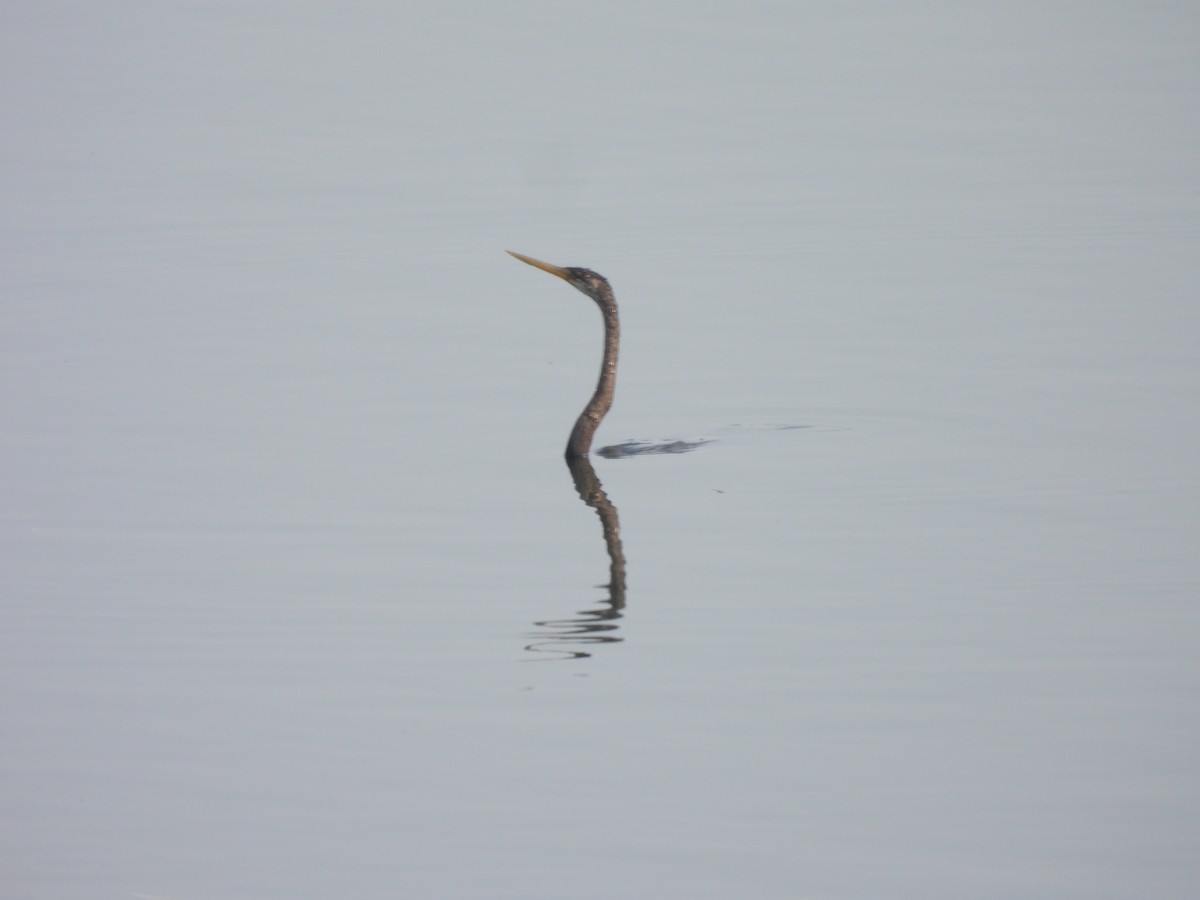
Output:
top-left (508, 251), bottom-right (613, 306)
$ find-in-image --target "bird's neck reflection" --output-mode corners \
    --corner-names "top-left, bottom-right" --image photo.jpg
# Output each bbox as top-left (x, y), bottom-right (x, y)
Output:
top-left (525, 456), bottom-right (628, 660)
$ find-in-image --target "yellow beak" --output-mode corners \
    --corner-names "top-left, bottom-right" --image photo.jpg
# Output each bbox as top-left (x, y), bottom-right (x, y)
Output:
top-left (507, 250), bottom-right (571, 281)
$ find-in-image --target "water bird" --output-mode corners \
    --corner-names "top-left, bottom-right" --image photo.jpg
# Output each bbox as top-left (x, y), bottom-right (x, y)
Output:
top-left (508, 251), bottom-right (621, 459)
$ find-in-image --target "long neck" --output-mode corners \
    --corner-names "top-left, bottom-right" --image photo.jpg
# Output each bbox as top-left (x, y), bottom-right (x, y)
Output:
top-left (566, 296), bottom-right (619, 459)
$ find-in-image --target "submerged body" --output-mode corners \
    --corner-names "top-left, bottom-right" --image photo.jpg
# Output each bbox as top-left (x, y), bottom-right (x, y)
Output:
top-left (508, 251), bottom-right (619, 459)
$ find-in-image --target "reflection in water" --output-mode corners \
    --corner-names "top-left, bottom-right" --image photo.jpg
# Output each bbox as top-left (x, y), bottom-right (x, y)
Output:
top-left (525, 456), bottom-right (627, 660)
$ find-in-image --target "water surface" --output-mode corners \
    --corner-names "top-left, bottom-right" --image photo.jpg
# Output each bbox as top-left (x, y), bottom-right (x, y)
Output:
top-left (3, 3), bottom-right (1198, 898)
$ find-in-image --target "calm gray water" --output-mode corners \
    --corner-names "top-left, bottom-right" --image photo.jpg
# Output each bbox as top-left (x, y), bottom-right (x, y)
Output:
top-left (4, 3), bottom-right (1198, 898)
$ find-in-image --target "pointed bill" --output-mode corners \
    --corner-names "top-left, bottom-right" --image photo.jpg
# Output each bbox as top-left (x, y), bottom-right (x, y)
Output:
top-left (507, 250), bottom-right (571, 281)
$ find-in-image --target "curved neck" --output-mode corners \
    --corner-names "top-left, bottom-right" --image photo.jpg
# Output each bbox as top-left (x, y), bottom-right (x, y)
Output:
top-left (566, 298), bottom-right (619, 459)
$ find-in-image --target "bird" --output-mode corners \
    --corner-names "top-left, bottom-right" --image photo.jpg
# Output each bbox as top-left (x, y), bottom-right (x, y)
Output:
top-left (508, 251), bottom-right (619, 459)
